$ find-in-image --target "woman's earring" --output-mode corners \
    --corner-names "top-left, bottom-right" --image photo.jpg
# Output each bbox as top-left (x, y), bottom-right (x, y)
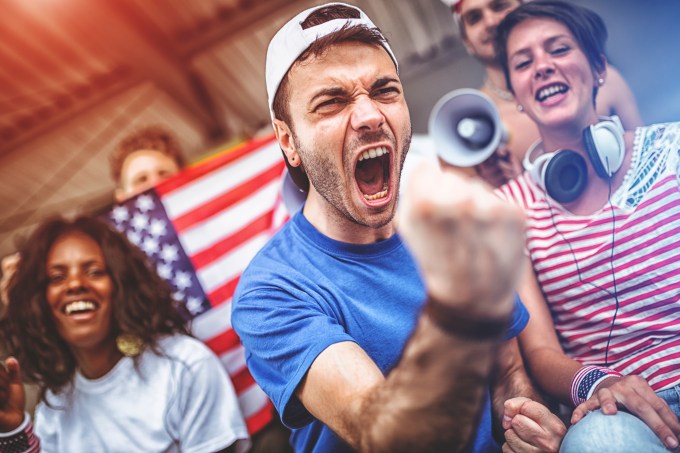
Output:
top-left (116, 333), bottom-right (143, 357)
top-left (598, 78), bottom-right (605, 86)
top-left (516, 104), bottom-right (524, 112)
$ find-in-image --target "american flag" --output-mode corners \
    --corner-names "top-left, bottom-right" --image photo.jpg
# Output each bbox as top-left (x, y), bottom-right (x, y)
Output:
top-left (106, 134), bottom-right (288, 435)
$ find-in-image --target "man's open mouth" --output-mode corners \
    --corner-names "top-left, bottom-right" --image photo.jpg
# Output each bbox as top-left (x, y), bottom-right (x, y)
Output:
top-left (355, 146), bottom-right (390, 202)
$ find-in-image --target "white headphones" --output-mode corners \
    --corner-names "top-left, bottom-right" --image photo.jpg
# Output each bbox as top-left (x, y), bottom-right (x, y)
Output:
top-left (523, 116), bottom-right (625, 203)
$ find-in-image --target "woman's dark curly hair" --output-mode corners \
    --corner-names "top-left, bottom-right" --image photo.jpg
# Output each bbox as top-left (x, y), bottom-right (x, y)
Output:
top-left (0, 215), bottom-right (189, 401)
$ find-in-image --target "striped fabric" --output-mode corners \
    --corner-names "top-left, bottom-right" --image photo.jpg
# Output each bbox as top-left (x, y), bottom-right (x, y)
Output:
top-left (107, 134), bottom-right (288, 434)
top-left (498, 123), bottom-right (680, 392)
top-left (0, 416), bottom-right (40, 453)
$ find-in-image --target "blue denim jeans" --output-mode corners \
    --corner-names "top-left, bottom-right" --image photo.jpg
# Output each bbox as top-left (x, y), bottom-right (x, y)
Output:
top-left (559, 386), bottom-right (680, 453)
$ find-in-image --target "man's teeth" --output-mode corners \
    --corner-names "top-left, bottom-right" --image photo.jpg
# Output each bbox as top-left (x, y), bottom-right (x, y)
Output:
top-left (358, 146), bottom-right (389, 161)
top-left (537, 85), bottom-right (567, 101)
top-left (64, 300), bottom-right (96, 315)
top-left (363, 184), bottom-right (389, 201)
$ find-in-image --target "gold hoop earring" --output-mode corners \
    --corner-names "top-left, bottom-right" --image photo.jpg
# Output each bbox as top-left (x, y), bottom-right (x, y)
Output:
top-left (116, 334), bottom-right (143, 358)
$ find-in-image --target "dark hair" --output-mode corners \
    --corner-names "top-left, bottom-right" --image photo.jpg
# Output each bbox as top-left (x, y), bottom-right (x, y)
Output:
top-left (495, 0), bottom-right (607, 100)
top-left (0, 216), bottom-right (188, 400)
top-left (272, 4), bottom-right (389, 126)
top-left (110, 126), bottom-right (186, 185)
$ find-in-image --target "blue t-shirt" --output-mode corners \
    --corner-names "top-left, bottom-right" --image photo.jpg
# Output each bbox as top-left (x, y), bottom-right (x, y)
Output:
top-left (232, 212), bottom-right (529, 453)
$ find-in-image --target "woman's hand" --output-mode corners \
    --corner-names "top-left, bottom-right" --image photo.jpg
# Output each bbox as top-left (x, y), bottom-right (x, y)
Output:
top-left (502, 397), bottom-right (566, 452)
top-left (0, 357), bottom-right (26, 432)
top-left (571, 375), bottom-right (680, 451)
top-left (475, 147), bottom-right (523, 188)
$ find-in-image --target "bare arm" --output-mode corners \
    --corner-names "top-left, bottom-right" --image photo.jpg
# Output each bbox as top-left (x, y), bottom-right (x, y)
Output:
top-left (491, 338), bottom-right (542, 420)
top-left (517, 258), bottom-right (680, 450)
top-left (299, 318), bottom-right (506, 452)
top-left (297, 165), bottom-right (526, 452)
top-left (597, 65), bottom-right (644, 131)
top-left (516, 258), bottom-right (581, 403)
top-left (491, 338), bottom-right (566, 452)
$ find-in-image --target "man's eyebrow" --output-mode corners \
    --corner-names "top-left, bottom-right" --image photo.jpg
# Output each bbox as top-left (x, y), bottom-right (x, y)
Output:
top-left (371, 77), bottom-right (400, 90)
top-left (309, 87), bottom-right (347, 105)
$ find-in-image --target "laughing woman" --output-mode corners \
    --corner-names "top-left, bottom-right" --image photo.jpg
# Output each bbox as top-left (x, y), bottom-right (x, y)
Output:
top-left (0, 216), bottom-right (249, 453)
top-left (493, 1), bottom-right (680, 452)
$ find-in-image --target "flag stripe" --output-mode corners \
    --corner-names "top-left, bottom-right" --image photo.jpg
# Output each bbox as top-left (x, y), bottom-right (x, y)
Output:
top-left (180, 180), bottom-right (280, 256)
top-left (156, 135), bottom-right (278, 196)
top-left (108, 135), bottom-right (284, 436)
top-left (160, 143), bottom-right (282, 220)
top-left (173, 161), bottom-right (285, 233)
top-left (192, 210), bottom-right (274, 270)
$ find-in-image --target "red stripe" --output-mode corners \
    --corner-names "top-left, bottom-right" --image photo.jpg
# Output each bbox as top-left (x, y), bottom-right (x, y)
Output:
top-left (651, 374), bottom-right (680, 392)
top-left (204, 327), bottom-right (242, 356)
top-left (530, 209), bottom-right (680, 255)
top-left (191, 210), bottom-right (274, 269)
top-left (172, 161), bottom-right (284, 232)
top-left (207, 275), bottom-right (241, 307)
top-left (538, 234), bottom-right (680, 288)
top-left (551, 267), bottom-right (680, 322)
top-left (613, 337), bottom-right (680, 371)
top-left (155, 135), bottom-right (277, 196)
top-left (246, 400), bottom-right (275, 435)
top-left (543, 252), bottom-right (680, 302)
top-left (231, 365), bottom-right (257, 394)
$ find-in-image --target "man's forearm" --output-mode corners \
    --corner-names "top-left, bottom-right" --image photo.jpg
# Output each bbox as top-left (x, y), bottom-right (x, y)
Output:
top-left (355, 302), bottom-right (509, 453)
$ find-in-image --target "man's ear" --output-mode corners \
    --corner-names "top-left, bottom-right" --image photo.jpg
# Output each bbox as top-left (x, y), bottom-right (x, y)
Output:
top-left (273, 119), bottom-right (301, 168)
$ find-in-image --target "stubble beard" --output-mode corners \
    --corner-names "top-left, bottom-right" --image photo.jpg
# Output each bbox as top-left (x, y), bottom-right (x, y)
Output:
top-left (293, 128), bottom-right (412, 230)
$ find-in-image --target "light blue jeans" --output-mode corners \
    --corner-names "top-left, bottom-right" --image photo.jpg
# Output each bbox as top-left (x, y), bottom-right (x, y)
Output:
top-left (559, 386), bottom-right (680, 453)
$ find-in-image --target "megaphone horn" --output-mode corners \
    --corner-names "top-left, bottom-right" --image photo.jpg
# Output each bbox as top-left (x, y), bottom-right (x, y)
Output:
top-left (428, 88), bottom-right (507, 167)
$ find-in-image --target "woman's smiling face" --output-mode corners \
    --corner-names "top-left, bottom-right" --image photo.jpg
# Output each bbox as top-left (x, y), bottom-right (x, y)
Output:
top-left (45, 231), bottom-right (115, 356)
top-left (506, 17), bottom-right (602, 131)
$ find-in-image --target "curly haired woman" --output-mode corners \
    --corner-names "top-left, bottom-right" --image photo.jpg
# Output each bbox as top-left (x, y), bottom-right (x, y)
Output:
top-left (0, 216), bottom-right (249, 452)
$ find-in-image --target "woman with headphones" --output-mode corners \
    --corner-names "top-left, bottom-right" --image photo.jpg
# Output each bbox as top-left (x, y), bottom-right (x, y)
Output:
top-left (494, 1), bottom-right (680, 452)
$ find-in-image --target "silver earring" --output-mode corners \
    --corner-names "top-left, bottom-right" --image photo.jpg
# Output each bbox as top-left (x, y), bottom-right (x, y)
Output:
top-left (516, 104), bottom-right (524, 112)
top-left (598, 78), bottom-right (604, 86)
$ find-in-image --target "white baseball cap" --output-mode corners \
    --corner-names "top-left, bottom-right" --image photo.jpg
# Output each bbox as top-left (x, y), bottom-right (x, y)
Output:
top-left (265, 2), bottom-right (399, 120)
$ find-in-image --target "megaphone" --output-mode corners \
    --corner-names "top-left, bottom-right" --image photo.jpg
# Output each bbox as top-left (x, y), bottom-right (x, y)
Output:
top-left (428, 88), bottom-right (507, 167)
top-left (280, 168), bottom-right (307, 215)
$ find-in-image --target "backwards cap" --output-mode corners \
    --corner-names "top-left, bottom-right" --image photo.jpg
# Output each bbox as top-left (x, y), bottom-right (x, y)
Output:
top-left (265, 2), bottom-right (398, 120)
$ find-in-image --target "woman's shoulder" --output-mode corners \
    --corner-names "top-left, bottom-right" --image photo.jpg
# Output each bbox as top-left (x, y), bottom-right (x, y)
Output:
top-left (154, 334), bottom-right (216, 365)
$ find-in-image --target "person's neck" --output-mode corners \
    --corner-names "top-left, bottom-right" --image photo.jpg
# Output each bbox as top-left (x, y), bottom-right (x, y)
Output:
top-left (303, 191), bottom-right (396, 244)
top-left (539, 114), bottom-right (601, 153)
top-left (73, 342), bottom-right (123, 380)
top-left (483, 65), bottom-right (514, 103)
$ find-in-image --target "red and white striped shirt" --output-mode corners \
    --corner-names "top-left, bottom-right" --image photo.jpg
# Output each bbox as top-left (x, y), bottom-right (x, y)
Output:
top-left (498, 123), bottom-right (680, 391)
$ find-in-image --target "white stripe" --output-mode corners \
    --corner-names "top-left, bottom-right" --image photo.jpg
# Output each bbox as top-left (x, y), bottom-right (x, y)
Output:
top-left (197, 232), bottom-right (272, 294)
top-left (180, 180), bottom-right (279, 256)
top-left (220, 346), bottom-right (248, 377)
top-left (191, 299), bottom-right (233, 341)
top-left (238, 383), bottom-right (272, 418)
top-left (163, 142), bottom-right (281, 219)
